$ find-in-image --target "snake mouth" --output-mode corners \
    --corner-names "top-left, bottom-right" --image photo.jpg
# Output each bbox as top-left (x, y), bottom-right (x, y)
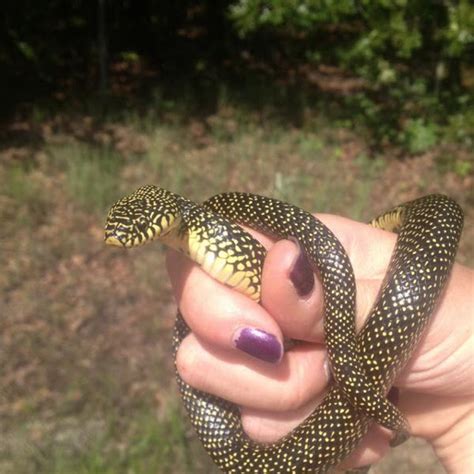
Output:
top-left (104, 227), bottom-right (136, 248)
top-left (104, 233), bottom-right (127, 247)
top-left (104, 224), bottom-right (153, 248)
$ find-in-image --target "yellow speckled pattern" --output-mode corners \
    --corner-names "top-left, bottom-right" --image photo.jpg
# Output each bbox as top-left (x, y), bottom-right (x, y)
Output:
top-left (204, 193), bottom-right (409, 440)
top-left (105, 188), bottom-right (463, 474)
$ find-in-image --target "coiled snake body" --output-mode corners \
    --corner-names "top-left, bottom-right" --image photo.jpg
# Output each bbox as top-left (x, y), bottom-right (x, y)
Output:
top-left (105, 188), bottom-right (463, 473)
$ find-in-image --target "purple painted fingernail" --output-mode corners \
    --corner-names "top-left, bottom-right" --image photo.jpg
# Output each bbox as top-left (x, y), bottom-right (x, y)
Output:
top-left (233, 328), bottom-right (282, 364)
top-left (289, 245), bottom-right (314, 298)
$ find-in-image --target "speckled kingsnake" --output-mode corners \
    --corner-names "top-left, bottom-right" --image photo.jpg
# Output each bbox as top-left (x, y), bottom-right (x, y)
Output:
top-left (104, 187), bottom-right (463, 473)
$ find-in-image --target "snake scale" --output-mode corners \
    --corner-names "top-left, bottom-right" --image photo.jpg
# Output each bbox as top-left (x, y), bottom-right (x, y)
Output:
top-left (105, 187), bottom-right (463, 473)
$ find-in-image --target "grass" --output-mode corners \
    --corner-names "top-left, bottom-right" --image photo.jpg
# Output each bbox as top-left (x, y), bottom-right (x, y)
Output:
top-left (2, 404), bottom-right (213, 474)
top-left (42, 407), bottom-right (199, 474)
top-left (51, 143), bottom-right (125, 215)
top-left (1, 166), bottom-right (51, 228)
top-left (0, 98), bottom-right (472, 474)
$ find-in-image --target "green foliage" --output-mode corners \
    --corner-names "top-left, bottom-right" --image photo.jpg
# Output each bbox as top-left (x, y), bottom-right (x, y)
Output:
top-left (402, 119), bottom-right (439, 154)
top-left (119, 51), bottom-right (140, 63)
top-left (442, 100), bottom-right (474, 147)
top-left (443, 0), bottom-right (474, 57)
top-left (230, 0), bottom-right (356, 34)
top-left (230, 0), bottom-right (473, 89)
top-left (16, 41), bottom-right (36, 61)
top-left (227, 0), bottom-right (474, 149)
top-left (437, 154), bottom-right (473, 178)
top-left (1, 0), bottom-right (471, 148)
top-left (453, 159), bottom-right (472, 178)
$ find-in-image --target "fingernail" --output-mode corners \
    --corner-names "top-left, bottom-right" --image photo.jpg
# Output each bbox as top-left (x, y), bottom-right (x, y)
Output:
top-left (289, 243), bottom-right (314, 297)
top-left (233, 327), bottom-right (282, 363)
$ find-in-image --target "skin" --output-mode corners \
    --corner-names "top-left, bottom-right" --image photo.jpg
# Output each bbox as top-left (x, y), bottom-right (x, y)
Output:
top-left (166, 214), bottom-right (474, 473)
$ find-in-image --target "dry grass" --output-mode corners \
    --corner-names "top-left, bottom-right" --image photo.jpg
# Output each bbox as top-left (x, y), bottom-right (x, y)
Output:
top-left (0, 105), bottom-right (472, 473)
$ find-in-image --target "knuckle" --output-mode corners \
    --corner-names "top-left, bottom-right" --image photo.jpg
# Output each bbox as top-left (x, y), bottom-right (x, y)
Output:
top-left (280, 358), bottom-right (317, 411)
top-left (280, 379), bottom-right (308, 411)
top-left (176, 337), bottom-right (200, 384)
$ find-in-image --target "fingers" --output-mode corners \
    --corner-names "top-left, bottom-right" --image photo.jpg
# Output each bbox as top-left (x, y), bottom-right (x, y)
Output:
top-left (166, 250), bottom-right (285, 363)
top-left (261, 239), bottom-right (324, 341)
top-left (176, 333), bottom-right (328, 411)
top-left (242, 401), bottom-right (390, 469)
top-left (261, 215), bottom-right (397, 341)
top-left (240, 394), bottom-right (325, 443)
top-left (167, 213), bottom-right (398, 352)
top-left (337, 426), bottom-right (391, 470)
top-left (165, 210), bottom-right (473, 472)
top-left (177, 330), bottom-right (389, 469)
top-left (167, 212), bottom-right (398, 470)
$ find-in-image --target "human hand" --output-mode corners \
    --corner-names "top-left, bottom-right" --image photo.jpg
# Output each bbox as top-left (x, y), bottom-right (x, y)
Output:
top-left (166, 214), bottom-right (474, 472)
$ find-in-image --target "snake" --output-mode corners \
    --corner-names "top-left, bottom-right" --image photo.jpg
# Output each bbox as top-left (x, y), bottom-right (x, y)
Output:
top-left (104, 187), bottom-right (463, 473)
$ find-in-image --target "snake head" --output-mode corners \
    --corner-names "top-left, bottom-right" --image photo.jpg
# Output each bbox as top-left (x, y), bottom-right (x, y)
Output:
top-left (104, 185), bottom-right (180, 248)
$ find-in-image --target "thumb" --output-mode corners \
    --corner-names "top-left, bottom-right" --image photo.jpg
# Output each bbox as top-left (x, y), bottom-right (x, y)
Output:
top-left (261, 214), bottom-right (397, 342)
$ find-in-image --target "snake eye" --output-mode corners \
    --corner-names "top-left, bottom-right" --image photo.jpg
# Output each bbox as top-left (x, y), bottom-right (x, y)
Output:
top-left (135, 216), bottom-right (148, 231)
